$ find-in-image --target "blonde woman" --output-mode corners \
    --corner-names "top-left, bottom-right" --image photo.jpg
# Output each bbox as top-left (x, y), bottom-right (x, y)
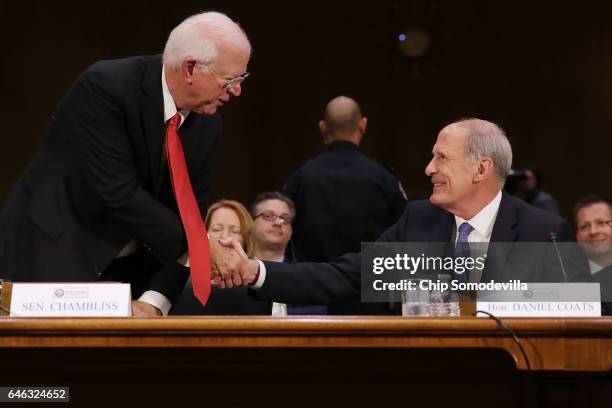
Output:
top-left (171, 200), bottom-right (270, 315)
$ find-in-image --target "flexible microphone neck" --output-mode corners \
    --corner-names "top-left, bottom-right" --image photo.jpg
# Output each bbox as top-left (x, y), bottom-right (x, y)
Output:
top-left (548, 232), bottom-right (568, 282)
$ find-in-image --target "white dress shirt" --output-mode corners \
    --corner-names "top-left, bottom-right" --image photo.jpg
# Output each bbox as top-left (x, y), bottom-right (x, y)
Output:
top-left (454, 190), bottom-right (502, 246)
top-left (453, 191), bottom-right (502, 282)
top-left (588, 260), bottom-right (605, 275)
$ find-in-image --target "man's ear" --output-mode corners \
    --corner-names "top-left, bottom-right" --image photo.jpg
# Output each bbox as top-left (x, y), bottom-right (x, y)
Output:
top-left (319, 120), bottom-right (331, 145)
top-left (182, 58), bottom-right (197, 85)
top-left (474, 157), bottom-right (494, 183)
top-left (319, 120), bottom-right (326, 134)
top-left (355, 117), bottom-right (367, 145)
top-left (358, 116), bottom-right (368, 135)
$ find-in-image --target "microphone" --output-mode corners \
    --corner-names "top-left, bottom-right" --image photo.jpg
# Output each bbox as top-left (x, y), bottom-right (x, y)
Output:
top-left (548, 232), bottom-right (568, 282)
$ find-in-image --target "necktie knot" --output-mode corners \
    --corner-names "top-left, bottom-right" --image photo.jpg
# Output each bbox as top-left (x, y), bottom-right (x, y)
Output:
top-left (457, 222), bottom-right (474, 242)
top-left (168, 113), bottom-right (181, 128)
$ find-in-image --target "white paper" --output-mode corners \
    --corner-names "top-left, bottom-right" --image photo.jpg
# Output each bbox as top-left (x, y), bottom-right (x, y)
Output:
top-left (476, 301), bottom-right (601, 317)
top-left (476, 282), bottom-right (601, 317)
top-left (10, 283), bottom-right (132, 317)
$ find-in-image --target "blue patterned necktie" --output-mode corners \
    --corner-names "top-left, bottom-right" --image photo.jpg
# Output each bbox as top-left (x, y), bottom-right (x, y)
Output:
top-left (453, 222), bottom-right (474, 283)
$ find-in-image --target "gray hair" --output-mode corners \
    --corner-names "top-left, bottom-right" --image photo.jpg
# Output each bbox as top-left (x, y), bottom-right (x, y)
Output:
top-left (251, 191), bottom-right (296, 219)
top-left (452, 118), bottom-right (513, 182)
top-left (162, 11), bottom-right (251, 72)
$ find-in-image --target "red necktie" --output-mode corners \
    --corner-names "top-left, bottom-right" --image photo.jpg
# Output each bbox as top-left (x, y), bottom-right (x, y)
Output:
top-left (166, 113), bottom-right (211, 305)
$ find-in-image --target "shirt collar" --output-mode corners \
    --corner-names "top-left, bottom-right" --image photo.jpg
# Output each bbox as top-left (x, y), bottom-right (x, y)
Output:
top-left (454, 190), bottom-right (502, 239)
top-left (588, 260), bottom-right (605, 275)
top-left (254, 255), bottom-right (286, 263)
top-left (161, 65), bottom-right (189, 126)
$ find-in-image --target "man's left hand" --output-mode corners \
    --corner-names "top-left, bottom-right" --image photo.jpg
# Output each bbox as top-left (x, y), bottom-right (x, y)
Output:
top-left (131, 300), bottom-right (162, 317)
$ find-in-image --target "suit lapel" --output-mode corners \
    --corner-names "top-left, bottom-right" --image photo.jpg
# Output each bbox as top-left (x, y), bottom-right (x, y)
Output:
top-left (490, 192), bottom-right (518, 243)
top-left (428, 210), bottom-right (455, 259)
top-left (140, 57), bottom-right (166, 196)
top-left (485, 192), bottom-right (519, 280)
top-left (431, 210), bottom-right (454, 241)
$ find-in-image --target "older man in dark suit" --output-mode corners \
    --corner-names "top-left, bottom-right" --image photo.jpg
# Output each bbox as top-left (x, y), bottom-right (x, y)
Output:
top-left (214, 118), bottom-right (589, 305)
top-left (0, 12), bottom-right (251, 316)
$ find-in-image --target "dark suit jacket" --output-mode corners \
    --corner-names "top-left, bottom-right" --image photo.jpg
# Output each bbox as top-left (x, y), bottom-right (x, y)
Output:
top-left (170, 279), bottom-right (272, 315)
top-left (256, 192), bottom-right (589, 305)
top-left (593, 266), bottom-right (612, 299)
top-left (592, 265), bottom-right (612, 316)
top-left (0, 55), bottom-right (220, 302)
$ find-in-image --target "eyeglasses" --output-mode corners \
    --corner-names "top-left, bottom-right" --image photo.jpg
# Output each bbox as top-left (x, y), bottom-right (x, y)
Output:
top-left (254, 212), bottom-right (293, 225)
top-left (212, 70), bottom-right (250, 90)
top-left (578, 219), bottom-right (612, 233)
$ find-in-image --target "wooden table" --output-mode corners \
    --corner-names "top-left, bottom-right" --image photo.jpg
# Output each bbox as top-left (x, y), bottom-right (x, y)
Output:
top-left (0, 316), bottom-right (611, 406)
top-left (1, 316), bottom-right (611, 371)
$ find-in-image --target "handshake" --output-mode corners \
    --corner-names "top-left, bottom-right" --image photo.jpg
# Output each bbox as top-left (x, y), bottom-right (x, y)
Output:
top-left (210, 237), bottom-right (261, 288)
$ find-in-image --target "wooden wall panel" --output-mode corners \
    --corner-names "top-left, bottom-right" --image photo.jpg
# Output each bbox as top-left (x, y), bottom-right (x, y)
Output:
top-left (1, 0), bottom-right (611, 220)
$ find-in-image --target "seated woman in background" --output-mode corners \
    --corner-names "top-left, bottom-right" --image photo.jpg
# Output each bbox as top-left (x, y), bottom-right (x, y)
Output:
top-left (170, 199), bottom-right (271, 315)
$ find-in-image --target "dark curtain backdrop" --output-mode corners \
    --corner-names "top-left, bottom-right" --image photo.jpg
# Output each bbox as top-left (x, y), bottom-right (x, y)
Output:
top-left (1, 0), bottom-right (611, 221)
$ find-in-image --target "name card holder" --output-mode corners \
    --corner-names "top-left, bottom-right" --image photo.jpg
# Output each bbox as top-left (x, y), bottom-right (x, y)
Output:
top-left (8, 282), bottom-right (132, 317)
top-left (476, 283), bottom-right (601, 317)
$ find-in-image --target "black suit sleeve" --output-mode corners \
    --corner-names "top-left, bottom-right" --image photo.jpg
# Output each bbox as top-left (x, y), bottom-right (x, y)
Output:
top-left (66, 69), bottom-right (187, 263)
top-left (145, 261), bottom-right (190, 303)
top-left (258, 253), bottom-right (361, 304)
top-left (255, 208), bottom-right (410, 304)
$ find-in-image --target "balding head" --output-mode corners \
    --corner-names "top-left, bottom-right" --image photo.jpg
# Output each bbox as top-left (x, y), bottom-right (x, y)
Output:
top-left (319, 96), bottom-right (367, 145)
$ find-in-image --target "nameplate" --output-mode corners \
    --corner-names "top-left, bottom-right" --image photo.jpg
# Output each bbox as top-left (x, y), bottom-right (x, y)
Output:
top-left (476, 301), bottom-right (600, 317)
top-left (477, 282), bottom-right (601, 317)
top-left (9, 283), bottom-right (131, 317)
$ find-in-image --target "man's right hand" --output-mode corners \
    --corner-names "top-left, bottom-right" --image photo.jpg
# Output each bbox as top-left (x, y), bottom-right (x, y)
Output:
top-left (210, 238), bottom-right (259, 288)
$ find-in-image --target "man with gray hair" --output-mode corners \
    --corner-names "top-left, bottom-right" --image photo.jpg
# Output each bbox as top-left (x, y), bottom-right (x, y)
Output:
top-left (213, 118), bottom-right (588, 306)
top-left (0, 11), bottom-right (251, 316)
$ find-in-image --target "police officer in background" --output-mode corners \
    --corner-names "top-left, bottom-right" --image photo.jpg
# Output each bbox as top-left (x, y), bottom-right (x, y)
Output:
top-left (282, 96), bottom-right (408, 314)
